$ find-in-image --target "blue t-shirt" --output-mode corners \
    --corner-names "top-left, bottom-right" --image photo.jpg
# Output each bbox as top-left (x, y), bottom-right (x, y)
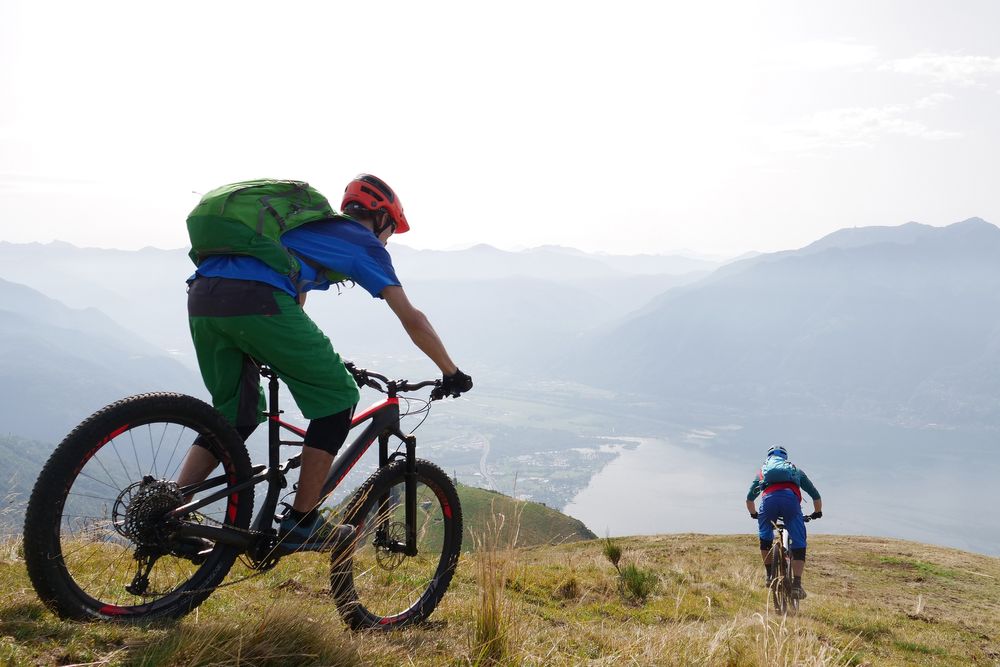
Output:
top-left (191, 218), bottom-right (401, 298)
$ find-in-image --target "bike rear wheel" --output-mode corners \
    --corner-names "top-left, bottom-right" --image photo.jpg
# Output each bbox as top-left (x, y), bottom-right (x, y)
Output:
top-left (23, 393), bottom-right (254, 621)
top-left (331, 459), bottom-right (462, 630)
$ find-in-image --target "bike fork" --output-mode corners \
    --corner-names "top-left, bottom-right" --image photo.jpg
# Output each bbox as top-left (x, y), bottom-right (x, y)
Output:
top-left (380, 430), bottom-right (418, 556)
top-left (404, 434), bottom-right (417, 556)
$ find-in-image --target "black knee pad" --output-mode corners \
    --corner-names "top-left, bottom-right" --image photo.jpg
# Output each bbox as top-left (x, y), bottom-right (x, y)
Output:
top-left (791, 548), bottom-right (806, 561)
top-left (759, 538), bottom-right (774, 551)
top-left (304, 408), bottom-right (353, 455)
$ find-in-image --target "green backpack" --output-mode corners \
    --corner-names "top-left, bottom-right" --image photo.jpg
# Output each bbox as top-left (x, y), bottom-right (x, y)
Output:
top-left (187, 179), bottom-right (349, 280)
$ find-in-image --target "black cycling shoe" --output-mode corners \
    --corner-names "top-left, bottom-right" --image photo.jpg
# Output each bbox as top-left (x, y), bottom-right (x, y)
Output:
top-left (275, 514), bottom-right (355, 556)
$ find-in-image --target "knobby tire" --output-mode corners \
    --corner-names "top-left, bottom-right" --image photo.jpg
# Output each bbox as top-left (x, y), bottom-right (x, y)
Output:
top-left (22, 393), bottom-right (254, 621)
top-left (770, 541), bottom-right (790, 615)
top-left (331, 459), bottom-right (462, 630)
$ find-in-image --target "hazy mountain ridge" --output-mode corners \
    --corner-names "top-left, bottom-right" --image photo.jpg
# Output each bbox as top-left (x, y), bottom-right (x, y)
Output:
top-left (390, 242), bottom-right (722, 281)
top-left (0, 240), bottom-right (717, 372)
top-left (579, 218), bottom-right (1000, 425)
top-left (0, 278), bottom-right (200, 442)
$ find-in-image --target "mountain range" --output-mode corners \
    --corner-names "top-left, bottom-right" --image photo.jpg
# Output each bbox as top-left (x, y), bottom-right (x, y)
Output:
top-left (0, 277), bottom-right (199, 442)
top-left (579, 217), bottom-right (1000, 426)
top-left (5, 220), bottom-right (1000, 435)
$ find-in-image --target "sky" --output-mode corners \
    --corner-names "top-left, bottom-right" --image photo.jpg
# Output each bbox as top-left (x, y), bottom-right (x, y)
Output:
top-left (2, 1), bottom-right (1000, 256)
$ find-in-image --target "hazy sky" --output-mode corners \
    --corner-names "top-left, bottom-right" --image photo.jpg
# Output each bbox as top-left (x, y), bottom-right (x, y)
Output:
top-left (2, 1), bottom-right (999, 256)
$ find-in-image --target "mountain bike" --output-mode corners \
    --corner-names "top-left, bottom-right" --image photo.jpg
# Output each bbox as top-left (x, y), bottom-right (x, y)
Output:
top-left (23, 362), bottom-right (463, 630)
top-left (767, 515), bottom-right (813, 615)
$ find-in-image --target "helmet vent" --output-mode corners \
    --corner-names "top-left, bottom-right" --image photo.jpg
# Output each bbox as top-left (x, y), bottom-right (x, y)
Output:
top-left (360, 185), bottom-right (384, 202)
top-left (360, 175), bottom-right (395, 202)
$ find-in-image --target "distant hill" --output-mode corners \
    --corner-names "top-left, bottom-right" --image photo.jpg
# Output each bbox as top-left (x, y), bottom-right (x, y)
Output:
top-left (456, 483), bottom-right (596, 549)
top-left (0, 241), bottom-right (195, 361)
top-left (0, 278), bottom-right (201, 442)
top-left (0, 434), bottom-right (51, 530)
top-left (576, 218), bottom-right (1000, 425)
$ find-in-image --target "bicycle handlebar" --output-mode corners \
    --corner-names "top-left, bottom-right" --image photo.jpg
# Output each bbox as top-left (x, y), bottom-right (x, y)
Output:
top-left (759, 515), bottom-right (818, 527)
top-left (344, 362), bottom-right (444, 400)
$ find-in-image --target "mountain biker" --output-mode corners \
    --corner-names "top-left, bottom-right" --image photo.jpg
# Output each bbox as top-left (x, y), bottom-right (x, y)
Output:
top-left (174, 174), bottom-right (473, 555)
top-left (745, 445), bottom-right (822, 600)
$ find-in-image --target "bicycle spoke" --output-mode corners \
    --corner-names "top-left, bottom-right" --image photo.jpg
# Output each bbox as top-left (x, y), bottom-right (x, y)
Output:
top-left (335, 461), bottom-right (461, 629)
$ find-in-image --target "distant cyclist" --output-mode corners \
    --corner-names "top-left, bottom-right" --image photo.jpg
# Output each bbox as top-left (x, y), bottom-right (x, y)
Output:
top-left (175, 174), bottom-right (473, 556)
top-left (745, 445), bottom-right (822, 599)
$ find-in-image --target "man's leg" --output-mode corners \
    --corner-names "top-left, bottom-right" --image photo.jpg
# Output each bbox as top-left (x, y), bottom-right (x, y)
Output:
top-left (176, 445), bottom-right (220, 491)
top-left (294, 447), bottom-right (336, 513)
top-left (758, 497), bottom-right (778, 583)
top-left (290, 408), bottom-right (353, 512)
top-left (230, 291), bottom-right (359, 516)
top-left (786, 506), bottom-right (809, 598)
top-left (179, 278), bottom-right (271, 492)
top-left (278, 409), bottom-right (354, 551)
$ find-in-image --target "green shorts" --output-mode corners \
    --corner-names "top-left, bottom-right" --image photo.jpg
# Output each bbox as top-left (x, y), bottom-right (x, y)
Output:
top-left (188, 277), bottom-right (360, 427)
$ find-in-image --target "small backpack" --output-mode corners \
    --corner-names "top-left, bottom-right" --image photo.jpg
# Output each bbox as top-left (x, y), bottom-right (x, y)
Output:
top-left (760, 458), bottom-right (798, 487)
top-left (186, 179), bottom-right (349, 280)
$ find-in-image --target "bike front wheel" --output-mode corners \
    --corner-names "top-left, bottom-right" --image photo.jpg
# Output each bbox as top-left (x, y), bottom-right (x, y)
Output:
top-left (23, 393), bottom-right (254, 621)
top-left (331, 459), bottom-right (463, 630)
top-left (770, 543), bottom-right (792, 615)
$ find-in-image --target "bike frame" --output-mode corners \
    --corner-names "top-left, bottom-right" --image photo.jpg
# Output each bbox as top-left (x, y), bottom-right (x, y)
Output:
top-left (171, 366), bottom-right (420, 557)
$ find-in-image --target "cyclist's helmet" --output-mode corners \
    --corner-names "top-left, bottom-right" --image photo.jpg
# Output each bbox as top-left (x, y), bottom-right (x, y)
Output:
top-left (341, 174), bottom-right (409, 234)
top-left (767, 445), bottom-right (788, 459)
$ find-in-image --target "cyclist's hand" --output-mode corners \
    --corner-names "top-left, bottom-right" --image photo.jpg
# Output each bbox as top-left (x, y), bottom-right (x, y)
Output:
top-left (439, 368), bottom-right (473, 398)
top-left (750, 512), bottom-right (759, 519)
top-left (810, 511), bottom-right (823, 520)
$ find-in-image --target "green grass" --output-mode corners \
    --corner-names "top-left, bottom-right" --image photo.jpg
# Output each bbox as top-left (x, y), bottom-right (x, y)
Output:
top-left (3, 530), bottom-right (1000, 665)
top-left (879, 555), bottom-right (962, 579)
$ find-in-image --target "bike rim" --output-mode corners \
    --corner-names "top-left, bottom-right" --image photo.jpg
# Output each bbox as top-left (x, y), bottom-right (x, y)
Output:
top-left (56, 418), bottom-right (240, 616)
top-left (343, 475), bottom-right (455, 625)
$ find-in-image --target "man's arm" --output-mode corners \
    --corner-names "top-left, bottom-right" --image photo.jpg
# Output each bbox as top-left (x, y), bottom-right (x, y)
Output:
top-left (798, 470), bottom-right (823, 515)
top-left (382, 285), bottom-right (458, 375)
top-left (746, 479), bottom-right (761, 516)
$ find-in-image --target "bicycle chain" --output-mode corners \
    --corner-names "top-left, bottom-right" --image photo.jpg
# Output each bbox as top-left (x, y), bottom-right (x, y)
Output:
top-left (117, 516), bottom-right (279, 602)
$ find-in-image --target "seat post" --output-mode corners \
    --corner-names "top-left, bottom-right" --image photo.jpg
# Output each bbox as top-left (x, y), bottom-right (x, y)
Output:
top-left (252, 364), bottom-right (284, 535)
top-left (265, 368), bottom-right (281, 464)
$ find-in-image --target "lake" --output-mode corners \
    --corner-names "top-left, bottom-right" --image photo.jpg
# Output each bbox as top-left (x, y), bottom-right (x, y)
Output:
top-left (564, 432), bottom-right (1000, 557)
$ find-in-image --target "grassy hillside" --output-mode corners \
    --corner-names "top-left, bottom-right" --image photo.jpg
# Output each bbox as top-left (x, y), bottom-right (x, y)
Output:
top-left (2, 529), bottom-right (999, 666)
top-left (456, 483), bottom-right (597, 548)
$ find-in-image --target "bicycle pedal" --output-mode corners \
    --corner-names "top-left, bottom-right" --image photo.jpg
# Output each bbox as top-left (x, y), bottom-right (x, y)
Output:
top-left (275, 502), bottom-right (294, 523)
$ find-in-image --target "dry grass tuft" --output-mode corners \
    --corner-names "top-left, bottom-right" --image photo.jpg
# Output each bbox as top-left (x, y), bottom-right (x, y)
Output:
top-left (468, 500), bottom-right (523, 665)
top-left (131, 601), bottom-right (360, 667)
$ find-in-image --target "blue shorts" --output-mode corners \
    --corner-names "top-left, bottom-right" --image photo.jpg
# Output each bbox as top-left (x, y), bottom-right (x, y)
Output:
top-left (757, 489), bottom-right (807, 550)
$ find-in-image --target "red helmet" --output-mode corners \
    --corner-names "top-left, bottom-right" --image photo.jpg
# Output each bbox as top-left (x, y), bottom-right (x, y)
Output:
top-left (341, 174), bottom-right (409, 234)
